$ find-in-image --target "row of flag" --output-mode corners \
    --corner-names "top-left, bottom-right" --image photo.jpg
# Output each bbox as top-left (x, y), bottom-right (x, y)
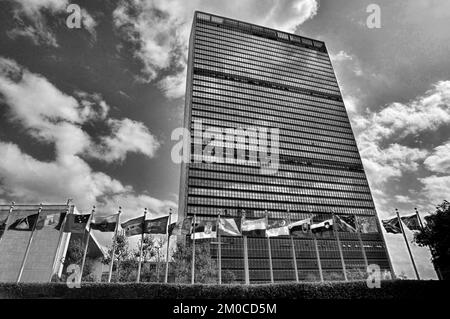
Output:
top-left (186, 214), bottom-right (378, 240)
top-left (382, 214), bottom-right (421, 233)
top-left (1, 209), bottom-right (379, 238)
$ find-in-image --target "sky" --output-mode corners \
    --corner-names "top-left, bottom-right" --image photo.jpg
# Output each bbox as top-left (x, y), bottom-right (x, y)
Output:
top-left (0, 0), bottom-right (449, 280)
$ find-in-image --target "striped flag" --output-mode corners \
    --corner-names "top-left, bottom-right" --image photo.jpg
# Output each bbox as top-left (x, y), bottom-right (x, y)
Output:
top-left (168, 217), bottom-right (193, 236)
top-left (144, 215), bottom-right (169, 234)
top-left (400, 214), bottom-right (421, 231)
top-left (335, 215), bottom-right (357, 232)
top-left (121, 216), bottom-right (145, 237)
top-left (218, 218), bottom-right (241, 236)
top-left (241, 217), bottom-right (267, 236)
top-left (91, 215), bottom-right (117, 232)
top-left (266, 219), bottom-right (289, 237)
top-left (382, 217), bottom-right (402, 234)
top-left (311, 219), bottom-right (333, 233)
top-left (191, 220), bottom-right (216, 239)
top-left (288, 218), bottom-right (311, 236)
top-left (63, 214), bottom-right (91, 233)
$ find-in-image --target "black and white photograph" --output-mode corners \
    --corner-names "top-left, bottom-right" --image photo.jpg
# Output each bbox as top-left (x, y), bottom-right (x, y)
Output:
top-left (0, 0), bottom-right (449, 314)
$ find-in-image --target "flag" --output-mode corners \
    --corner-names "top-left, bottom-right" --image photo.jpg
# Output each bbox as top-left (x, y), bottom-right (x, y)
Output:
top-left (218, 218), bottom-right (241, 236)
top-left (288, 218), bottom-right (311, 236)
top-left (54, 212), bottom-right (67, 231)
top-left (382, 217), bottom-right (402, 234)
top-left (169, 217), bottom-right (193, 236)
top-left (8, 213), bottom-right (39, 231)
top-left (401, 214), bottom-right (421, 231)
top-left (335, 215), bottom-right (357, 232)
top-left (63, 214), bottom-right (91, 233)
top-left (241, 217), bottom-right (267, 236)
top-left (191, 220), bottom-right (217, 239)
top-left (310, 219), bottom-right (333, 233)
top-left (144, 216), bottom-right (169, 234)
top-left (356, 216), bottom-right (378, 233)
top-left (121, 216), bottom-right (145, 237)
top-left (91, 215), bottom-right (117, 232)
top-left (266, 219), bottom-right (289, 237)
top-left (0, 212), bottom-right (9, 238)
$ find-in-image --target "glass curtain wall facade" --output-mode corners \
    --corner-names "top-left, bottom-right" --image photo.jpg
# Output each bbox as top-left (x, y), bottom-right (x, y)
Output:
top-left (179, 11), bottom-right (393, 283)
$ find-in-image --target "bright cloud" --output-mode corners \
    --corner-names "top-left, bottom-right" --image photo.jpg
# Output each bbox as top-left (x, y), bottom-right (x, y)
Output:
top-left (354, 81), bottom-right (450, 143)
top-left (419, 175), bottom-right (450, 205)
top-left (0, 56), bottom-right (166, 213)
top-left (113, 0), bottom-right (318, 99)
top-left (424, 140), bottom-right (450, 174)
top-left (7, 0), bottom-right (96, 46)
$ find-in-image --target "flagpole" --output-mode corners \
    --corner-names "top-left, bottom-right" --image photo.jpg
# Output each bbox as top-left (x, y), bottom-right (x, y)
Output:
top-left (217, 209), bottom-right (222, 285)
top-left (312, 233), bottom-right (324, 282)
top-left (332, 213), bottom-right (348, 281)
top-left (108, 206), bottom-right (121, 283)
top-left (80, 206), bottom-right (95, 283)
top-left (242, 211), bottom-right (250, 285)
top-left (265, 211), bottom-right (274, 284)
top-left (164, 208), bottom-right (172, 284)
top-left (48, 199), bottom-right (72, 282)
top-left (396, 208), bottom-right (420, 280)
top-left (0, 201), bottom-right (14, 246)
top-left (17, 204), bottom-right (42, 283)
top-left (286, 210), bottom-right (299, 283)
top-left (357, 226), bottom-right (369, 272)
top-left (137, 208), bottom-right (147, 283)
top-left (191, 213), bottom-right (196, 284)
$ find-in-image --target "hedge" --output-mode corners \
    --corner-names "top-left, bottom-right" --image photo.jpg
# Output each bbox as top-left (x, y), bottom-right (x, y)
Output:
top-left (0, 280), bottom-right (447, 299)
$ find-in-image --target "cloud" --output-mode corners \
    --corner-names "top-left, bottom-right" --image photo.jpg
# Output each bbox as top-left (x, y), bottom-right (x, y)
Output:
top-left (424, 140), bottom-right (450, 174)
top-left (354, 81), bottom-right (450, 143)
top-left (7, 0), bottom-right (96, 46)
top-left (113, 0), bottom-right (318, 99)
top-left (419, 175), bottom-right (450, 204)
top-left (89, 118), bottom-right (160, 163)
top-left (353, 81), bottom-right (450, 188)
top-left (360, 143), bottom-right (428, 185)
top-left (0, 56), bottom-right (164, 213)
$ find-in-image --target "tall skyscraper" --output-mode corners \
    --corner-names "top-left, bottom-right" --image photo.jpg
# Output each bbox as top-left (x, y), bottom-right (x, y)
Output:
top-left (179, 11), bottom-right (393, 283)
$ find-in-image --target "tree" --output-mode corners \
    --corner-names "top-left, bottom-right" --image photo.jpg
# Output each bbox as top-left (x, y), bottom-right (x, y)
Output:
top-left (102, 232), bottom-right (130, 282)
top-left (414, 200), bottom-right (450, 280)
top-left (171, 240), bottom-right (218, 284)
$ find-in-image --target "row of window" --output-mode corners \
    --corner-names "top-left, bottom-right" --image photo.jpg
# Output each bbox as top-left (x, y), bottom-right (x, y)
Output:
top-left (197, 19), bottom-right (328, 58)
top-left (194, 47), bottom-right (338, 89)
top-left (188, 191), bottom-right (375, 208)
top-left (194, 42), bottom-right (336, 85)
top-left (190, 131), bottom-right (359, 155)
top-left (189, 117), bottom-right (356, 149)
top-left (188, 171), bottom-right (369, 190)
top-left (196, 24), bottom-right (331, 65)
top-left (191, 136), bottom-right (361, 160)
top-left (192, 77), bottom-right (347, 118)
top-left (192, 116), bottom-right (356, 145)
top-left (187, 177), bottom-right (371, 193)
top-left (193, 53), bottom-right (339, 95)
top-left (191, 108), bottom-right (354, 140)
top-left (194, 32), bottom-right (333, 75)
top-left (192, 73), bottom-right (344, 108)
top-left (188, 181), bottom-right (371, 198)
top-left (193, 62), bottom-right (339, 96)
top-left (189, 162), bottom-right (367, 180)
top-left (190, 143), bottom-right (362, 165)
top-left (192, 87), bottom-right (348, 126)
top-left (186, 205), bottom-right (377, 217)
top-left (188, 187), bottom-right (374, 202)
top-left (191, 95), bottom-right (350, 130)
